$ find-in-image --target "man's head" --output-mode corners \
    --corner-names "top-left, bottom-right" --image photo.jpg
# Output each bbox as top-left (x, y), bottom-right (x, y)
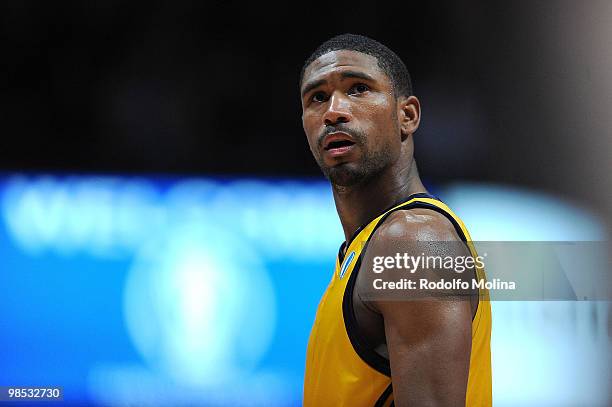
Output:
top-left (300, 34), bottom-right (420, 187)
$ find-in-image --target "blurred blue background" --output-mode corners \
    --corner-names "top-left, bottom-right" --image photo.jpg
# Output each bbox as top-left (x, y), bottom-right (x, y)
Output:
top-left (0, 174), bottom-right (342, 406)
top-left (0, 174), bottom-right (609, 406)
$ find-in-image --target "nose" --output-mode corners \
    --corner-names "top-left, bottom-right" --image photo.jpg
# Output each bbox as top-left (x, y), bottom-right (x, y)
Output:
top-left (322, 92), bottom-right (352, 126)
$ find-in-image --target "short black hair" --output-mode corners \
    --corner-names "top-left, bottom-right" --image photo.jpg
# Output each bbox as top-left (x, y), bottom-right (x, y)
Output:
top-left (300, 33), bottom-right (412, 98)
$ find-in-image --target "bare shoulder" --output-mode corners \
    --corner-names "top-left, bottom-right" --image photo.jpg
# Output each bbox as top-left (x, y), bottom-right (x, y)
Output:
top-left (371, 207), bottom-right (463, 244)
top-left (355, 206), bottom-right (474, 306)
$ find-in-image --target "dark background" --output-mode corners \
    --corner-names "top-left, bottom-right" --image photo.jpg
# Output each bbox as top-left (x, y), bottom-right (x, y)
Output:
top-left (2, 1), bottom-right (611, 227)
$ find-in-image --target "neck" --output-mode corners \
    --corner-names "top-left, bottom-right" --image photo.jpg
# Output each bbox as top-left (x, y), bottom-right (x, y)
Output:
top-left (332, 160), bottom-right (428, 243)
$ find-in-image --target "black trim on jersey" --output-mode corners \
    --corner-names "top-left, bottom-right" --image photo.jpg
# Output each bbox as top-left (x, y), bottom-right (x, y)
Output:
top-left (374, 383), bottom-right (393, 407)
top-left (342, 197), bottom-right (470, 380)
top-left (337, 192), bottom-right (437, 264)
top-left (338, 241), bottom-right (348, 265)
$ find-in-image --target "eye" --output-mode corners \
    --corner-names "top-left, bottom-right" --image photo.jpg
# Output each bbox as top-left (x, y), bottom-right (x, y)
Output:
top-left (311, 91), bottom-right (328, 103)
top-left (349, 83), bottom-right (370, 95)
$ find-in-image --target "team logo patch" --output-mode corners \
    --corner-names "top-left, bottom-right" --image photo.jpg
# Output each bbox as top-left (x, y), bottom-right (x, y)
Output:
top-left (339, 251), bottom-right (356, 279)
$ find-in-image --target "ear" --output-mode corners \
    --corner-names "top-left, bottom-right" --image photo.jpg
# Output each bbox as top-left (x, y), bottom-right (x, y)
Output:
top-left (398, 95), bottom-right (421, 141)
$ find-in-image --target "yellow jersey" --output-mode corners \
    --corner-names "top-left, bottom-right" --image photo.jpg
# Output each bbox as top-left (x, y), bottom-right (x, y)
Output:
top-left (303, 193), bottom-right (492, 406)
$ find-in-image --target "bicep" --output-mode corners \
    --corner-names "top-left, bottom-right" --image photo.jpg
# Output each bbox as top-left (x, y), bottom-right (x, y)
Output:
top-left (380, 299), bottom-right (472, 407)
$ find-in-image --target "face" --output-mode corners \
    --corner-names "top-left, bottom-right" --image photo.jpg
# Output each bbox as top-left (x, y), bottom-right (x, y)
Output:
top-left (301, 50), bottom-right (403, 187)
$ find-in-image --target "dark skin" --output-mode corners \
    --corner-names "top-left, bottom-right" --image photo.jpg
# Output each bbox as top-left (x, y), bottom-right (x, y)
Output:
top-left (301, 50), bottom-right (477, 406)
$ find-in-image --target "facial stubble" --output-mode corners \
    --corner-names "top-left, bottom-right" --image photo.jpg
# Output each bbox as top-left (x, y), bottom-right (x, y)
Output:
top-left (315, 125), bottom-right (396, 187)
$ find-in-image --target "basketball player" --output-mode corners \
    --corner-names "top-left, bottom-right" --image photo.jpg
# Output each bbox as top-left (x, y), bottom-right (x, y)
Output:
top-left (301, 34), bottom-right (492, 406)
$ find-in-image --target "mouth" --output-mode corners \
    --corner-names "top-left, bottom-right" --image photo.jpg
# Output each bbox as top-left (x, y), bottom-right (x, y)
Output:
top-left (323, 132), bottom-right (356, 156)
top-left (324, 139), bottom-right (355, 150)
